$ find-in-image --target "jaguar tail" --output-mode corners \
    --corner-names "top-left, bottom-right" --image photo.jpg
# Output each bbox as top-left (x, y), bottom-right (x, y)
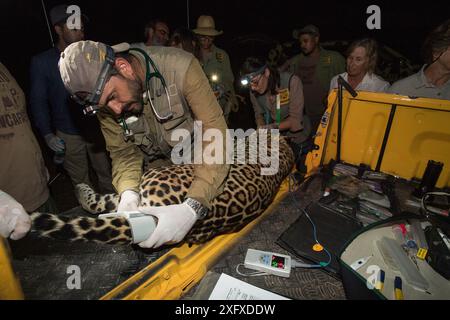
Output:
top-left (29, 212), bottom-right (133, 245)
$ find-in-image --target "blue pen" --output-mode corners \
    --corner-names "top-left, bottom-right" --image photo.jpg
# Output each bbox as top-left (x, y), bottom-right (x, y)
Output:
top-left (394, 276), bottom-right (404, 300)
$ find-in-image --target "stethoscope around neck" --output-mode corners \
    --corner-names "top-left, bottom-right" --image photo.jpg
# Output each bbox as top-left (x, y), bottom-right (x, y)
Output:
top-left (129, 47), bottom-right (174, 122)
top-left (119, 47), bottom-right (175, 140)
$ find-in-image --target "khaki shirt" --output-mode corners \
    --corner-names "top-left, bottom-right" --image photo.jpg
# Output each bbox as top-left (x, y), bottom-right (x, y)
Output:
top-left (97, 51), bottom-right (230, 209)
top-left (284, 47), bottom-right (345, 116)
top-left (200, 45), bottom-right (235, 89)
top-left (0, 62), bottom-right (49, 211)
top-left (200, 45), bottom-right (237, 116)
top-left (287, 47), bottom-right (346, 91)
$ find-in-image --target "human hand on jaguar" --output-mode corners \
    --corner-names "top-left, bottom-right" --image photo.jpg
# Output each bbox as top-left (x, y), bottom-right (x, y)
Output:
top-left (137, 202), bottom-right (197, 248)
top-left (0, 190), bottom-right (31, 240)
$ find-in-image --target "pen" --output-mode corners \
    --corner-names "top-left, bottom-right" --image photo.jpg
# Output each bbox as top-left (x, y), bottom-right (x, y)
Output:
top-left (376, 269), bottom-right (385, 291)
top-left (394, 276), bottom-right (404, 300)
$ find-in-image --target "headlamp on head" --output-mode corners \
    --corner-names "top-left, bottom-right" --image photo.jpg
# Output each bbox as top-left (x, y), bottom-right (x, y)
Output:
top-left (72, 45), bottom-right (116, 116)
top-left (240, 64), bottom-right (267, 87)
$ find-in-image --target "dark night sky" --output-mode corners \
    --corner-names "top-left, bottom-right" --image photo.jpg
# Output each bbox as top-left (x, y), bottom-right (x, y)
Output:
top-left (0, 0), bottom-right (449, 94)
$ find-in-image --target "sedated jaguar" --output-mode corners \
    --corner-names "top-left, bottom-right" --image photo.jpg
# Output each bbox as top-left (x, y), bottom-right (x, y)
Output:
top-left (30, 131), bottom-right (295, 246)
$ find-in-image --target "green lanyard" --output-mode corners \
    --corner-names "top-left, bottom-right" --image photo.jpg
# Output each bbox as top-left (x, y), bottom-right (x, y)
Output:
top-left (264, 93), bottom-right (281, 125)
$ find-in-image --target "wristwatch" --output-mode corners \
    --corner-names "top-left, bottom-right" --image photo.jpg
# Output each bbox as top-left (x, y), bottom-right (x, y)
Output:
top-left (184, 198), bottom-right (209, 220)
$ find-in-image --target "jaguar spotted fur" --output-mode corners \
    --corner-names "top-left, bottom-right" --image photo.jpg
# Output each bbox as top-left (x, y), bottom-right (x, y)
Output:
top-left (30, 131), bottom-right (294, 245)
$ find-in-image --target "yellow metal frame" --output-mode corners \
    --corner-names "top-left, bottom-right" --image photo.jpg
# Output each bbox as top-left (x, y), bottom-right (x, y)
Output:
top-left (101, 180), bottom-right (291, 300)
top-left (0, 238), bottom-right (24, 300)
top-left (306, 90), bottom-right (450, 188)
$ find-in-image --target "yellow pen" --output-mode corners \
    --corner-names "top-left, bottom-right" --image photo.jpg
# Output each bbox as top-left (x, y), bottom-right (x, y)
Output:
top-left (376, 269), bottom-right (385, 291)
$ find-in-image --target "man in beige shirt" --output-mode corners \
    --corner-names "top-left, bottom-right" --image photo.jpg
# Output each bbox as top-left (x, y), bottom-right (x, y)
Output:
top-left (59, 41), bottom-right (229, 248)
top-left (0, 62), bottom-right (57, 215)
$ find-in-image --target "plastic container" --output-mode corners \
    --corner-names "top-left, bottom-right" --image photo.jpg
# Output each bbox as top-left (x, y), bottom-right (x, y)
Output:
top-left (53, 149), bottom-right (65, 165)
top-left (377, 237), bottom-right (428, 291)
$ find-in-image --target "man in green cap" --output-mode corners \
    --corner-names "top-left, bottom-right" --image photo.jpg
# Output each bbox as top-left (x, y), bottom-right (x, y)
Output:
top-left (283, 25), bottom-right (345, 134)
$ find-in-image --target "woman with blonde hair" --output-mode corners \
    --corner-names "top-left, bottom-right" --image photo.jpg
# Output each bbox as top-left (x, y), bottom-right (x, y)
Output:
top-left (330, 38), bottom-right (390, 92)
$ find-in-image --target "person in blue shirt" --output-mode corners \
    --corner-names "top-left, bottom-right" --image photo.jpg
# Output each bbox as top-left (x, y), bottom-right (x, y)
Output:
top-left (29, 4), bottom-right (113, 193)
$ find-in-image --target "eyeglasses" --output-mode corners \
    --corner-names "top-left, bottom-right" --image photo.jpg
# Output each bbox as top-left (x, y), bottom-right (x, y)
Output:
top-left (198, 35), bottom-right (214, 41)
top-left (250, 74), bottom-right (263, 86)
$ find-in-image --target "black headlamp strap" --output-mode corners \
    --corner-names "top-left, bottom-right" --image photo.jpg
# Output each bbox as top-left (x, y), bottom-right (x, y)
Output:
top-left (247, 64), bottom-right (267, 80)
top-left (77, 45), bottom-right (116, 116)
top-left (89, 45), bottom-right (116, 106)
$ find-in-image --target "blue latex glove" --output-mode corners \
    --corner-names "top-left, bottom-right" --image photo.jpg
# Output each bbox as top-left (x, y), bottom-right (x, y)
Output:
top-left (44, 133), bottom-right (65, 152)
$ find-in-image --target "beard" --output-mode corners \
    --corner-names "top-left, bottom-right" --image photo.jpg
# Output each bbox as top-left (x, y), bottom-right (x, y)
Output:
top-left (152, 39), bottom-right (165, 46)
top-left (121, 76), bottom-right (144, 116)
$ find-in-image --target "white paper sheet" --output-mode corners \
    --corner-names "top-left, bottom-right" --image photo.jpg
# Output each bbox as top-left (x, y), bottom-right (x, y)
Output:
top-left (208, 273), bottom-right (290, 300)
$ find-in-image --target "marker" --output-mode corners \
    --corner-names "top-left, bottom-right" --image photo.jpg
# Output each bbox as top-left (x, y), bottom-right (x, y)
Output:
top-left (276, 94), bottom-right (281, 126)
top-left (376, 269), bottom-right (385, 291)
top-left (394, 276), bottom-right (404, 300)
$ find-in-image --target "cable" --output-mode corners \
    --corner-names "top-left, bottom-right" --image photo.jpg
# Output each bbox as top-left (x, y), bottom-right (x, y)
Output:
top-left (235, 185), bottom-right (333, 276)
top-left (289, 192), bottom-right (332, 268)
top-left (291, 259), bottom-right (322, 269)
top-left (41, 0), bottom-right (54, 47)
top-left (235, 263), bottom-right (268, 277)
top-left (421, 191), bottom-right (450, 218)
top-left (301, 207), bottom-right (332, 268)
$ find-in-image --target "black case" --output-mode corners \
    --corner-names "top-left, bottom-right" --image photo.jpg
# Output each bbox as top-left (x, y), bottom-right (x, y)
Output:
top-left (337, 213), bottom-right (428, 300)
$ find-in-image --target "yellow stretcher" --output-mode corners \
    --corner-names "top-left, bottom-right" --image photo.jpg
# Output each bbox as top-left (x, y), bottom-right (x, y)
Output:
top-left (1, 91), bottom-right (449, 300)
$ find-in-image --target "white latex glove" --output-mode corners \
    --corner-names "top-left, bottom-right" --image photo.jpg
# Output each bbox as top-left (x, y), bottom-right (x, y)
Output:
top-left (44, 133), bottom-right (65, 152)
top-left (0, 190), bottom-right (31, 240)
top-left (117, 190), bottom-right (140, 212)
top-left (137, 203), bottom-right (197, 248)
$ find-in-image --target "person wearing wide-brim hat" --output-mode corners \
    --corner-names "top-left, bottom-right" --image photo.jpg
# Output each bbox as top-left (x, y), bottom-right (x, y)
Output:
top-left (193, 15), bottom-right (223, 36)
top-left (193, 15), bottom-right (237, 122)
